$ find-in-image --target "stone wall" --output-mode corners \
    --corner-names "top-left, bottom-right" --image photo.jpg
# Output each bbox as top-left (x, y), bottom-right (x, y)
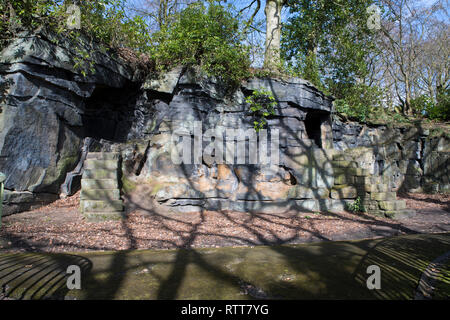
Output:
top-left (333, 118), bottom-right (450, 194)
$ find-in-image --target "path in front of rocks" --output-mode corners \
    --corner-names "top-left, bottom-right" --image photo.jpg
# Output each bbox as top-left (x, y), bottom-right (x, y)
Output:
top-left (0, 191), bottom-right (448, 253)
top-left (0, 233), bottom-right (449, 300)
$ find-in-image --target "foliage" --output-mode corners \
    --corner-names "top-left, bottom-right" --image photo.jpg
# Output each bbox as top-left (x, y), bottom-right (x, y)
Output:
top-left (410, 90), bottom-right (450, 121)
top-left (410, 95), bottom-right (435, 117)
top-left (0, 0), bottom-right (152, 53)
top-left (282, 0), bottom-right (382, 119)
top-left (346, 197), bottom-right (365, 213)
top-left (282, 0), bottom-right (376, 84)
top-left (428, 89), bottom-right (450, 121)
top-left (150, 2), bottom-right (250, 89)
top-left (245, 89), bottom-right (277, 131)
top-left (334, 84), bottom-right (383, 123)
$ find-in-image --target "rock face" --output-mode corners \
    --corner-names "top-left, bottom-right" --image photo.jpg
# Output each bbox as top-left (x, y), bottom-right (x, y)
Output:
top-left (0, 31), bottom-right (448, 217)
top-left (0, 29), bottom-right (137, 215)
top-left (333, 118), bottom-right (449, 193)
top-left (116, 67), bottom-right (339, 214)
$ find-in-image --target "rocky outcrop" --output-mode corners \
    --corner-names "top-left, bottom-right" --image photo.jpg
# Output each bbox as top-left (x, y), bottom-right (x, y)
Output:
top-left (333, 118), bottom-right (449, 194)
top-left (0, 31), bottom-right (447, 218)
top-left (0, 29), bottom-right (137, 215)
top-left (120, 67), bottom-right (344, 215)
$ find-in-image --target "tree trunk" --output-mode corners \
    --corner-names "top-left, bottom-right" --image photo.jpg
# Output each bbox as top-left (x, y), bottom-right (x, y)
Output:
top-left (404, 78), bottom-right (412, 115)
top-left (264, 0), bottom-right (284, 71)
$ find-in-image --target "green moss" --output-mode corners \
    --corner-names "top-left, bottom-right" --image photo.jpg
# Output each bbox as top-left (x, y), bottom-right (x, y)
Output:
top-left (121, 176), bottom-right (137, 194)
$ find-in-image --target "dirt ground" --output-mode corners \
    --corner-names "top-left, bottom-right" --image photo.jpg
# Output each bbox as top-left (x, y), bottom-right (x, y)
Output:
top-left (0, 190), bottom-right (449, 253)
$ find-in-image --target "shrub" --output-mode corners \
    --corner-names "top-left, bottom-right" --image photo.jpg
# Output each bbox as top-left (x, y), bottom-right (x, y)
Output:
top-left (245, 89), bottom-right (277, 131)
top-left (0, 0), bottom-right (151, 53)
top-left (334, 84), bottom-right (383, 123)
top-left (150, 2), bottom-right (250, 89)
top-left (346, 197), bottom-right (365, 213)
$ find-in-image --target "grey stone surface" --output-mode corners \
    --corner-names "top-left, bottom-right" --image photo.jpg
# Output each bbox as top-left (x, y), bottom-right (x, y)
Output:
top-left (0, 29), bottom-right (135, 213)
top-left (1, 30), bottom-right (447, 217)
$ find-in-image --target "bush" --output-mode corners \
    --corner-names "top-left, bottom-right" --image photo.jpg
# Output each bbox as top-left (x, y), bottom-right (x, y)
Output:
top-left (411, 92), bottom-right (450, 121)
top-left (334, 84), bottom-right (382, 123)
top-left (150, 2), bottom-right (250, 89)
top-left (0, 0), bottom-right (151, 53)
top-left (428, 89), bottom-right (450, 121)
top-left (245, 89), bottom-right (277, 131)
top-left (346, 197), bottom-right (365, 213)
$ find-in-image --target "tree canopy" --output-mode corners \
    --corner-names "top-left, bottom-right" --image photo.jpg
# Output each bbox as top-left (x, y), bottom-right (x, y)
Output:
top-left (0, 0), bottom-right (448, 121)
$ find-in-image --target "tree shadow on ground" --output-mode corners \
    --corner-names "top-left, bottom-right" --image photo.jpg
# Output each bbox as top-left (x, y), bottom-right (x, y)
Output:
top-left (0, 252), bottom-right (92, 300)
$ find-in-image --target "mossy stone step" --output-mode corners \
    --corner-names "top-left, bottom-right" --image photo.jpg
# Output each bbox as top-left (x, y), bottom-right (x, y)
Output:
top-left (331, 186), bottom-right (357, 199)
top-left (370, 192), bottom-right (397, 201)
top-left (83, 169), bottom-right (117, 179)
top-left (354, 176), bottom-right (381, 186)
top-left (383, 209), bottom-right (416, 219)
top-left (334, 173), bottom-right (354, 185)
top-left (86, 152), bottom-right (120, 160)
top-left (83, 211), bottom-right (125, 222)
top-left (331, 160), bottom-right (358, 168)
top-left (81, 189), bottom-right (121, 201)
top-left (332, 153), bottom-right (353, 161)
top-left (357, 183), bottom-right (390, 193)
top-left (379, 200), bottom-right (406, 211)
top-left (81, 199), bottom-right (124, 212)
top-left (81, 179), bottom-right (118, 190)
top-left (84, 159), bottom-right (118, 170)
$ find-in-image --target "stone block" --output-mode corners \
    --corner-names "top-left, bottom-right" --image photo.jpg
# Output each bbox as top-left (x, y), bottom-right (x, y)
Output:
top-left (84, 159), bottom-right (118, 170)
top-left (83, 169), bottom-right (117, 179)
top-left (332, 160), bottom-right (358, 168)
top-left (81, 199), bottom-right (124, 212)
top-left (287, 186), bottom-right (330, 199)
top-left (334, 173), bottom-right (353, 185)
top-left (378, 200), bottom-right (406, 211)
top-left (370, 192), bottom-right (396, 201)
top-left (83, 212), bottom-right (125, 221)
top-left (81, 189), bottom-right (121, 201)
top-left (81, 179), bottom-right (118, 190)
top-left (86, 152), bottom-right (120, 160)
top-left (331, 186), bottom-right (357, 199)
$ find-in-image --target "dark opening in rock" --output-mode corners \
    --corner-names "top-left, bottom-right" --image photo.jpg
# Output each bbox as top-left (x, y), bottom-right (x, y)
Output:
top-left (82, 84), bottom-right (138, 142)
top-left (305, 111), bottom-right (329, 148)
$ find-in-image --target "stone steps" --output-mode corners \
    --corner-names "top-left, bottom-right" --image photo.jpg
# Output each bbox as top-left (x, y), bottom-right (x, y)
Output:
top-left (331, 150), bottom-right (415, 219)
top-left (84, 159), bottom-right (118, 170)
top-left (86, 152), bottom-right (120, 160)
top-left (80, 152), bottom-right (124, 221)
top-left (83, 169), bottom-right (117, 179)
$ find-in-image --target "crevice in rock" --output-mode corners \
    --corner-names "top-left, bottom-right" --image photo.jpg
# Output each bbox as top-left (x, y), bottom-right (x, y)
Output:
top-left (82, 83), bottom-right (140, 142)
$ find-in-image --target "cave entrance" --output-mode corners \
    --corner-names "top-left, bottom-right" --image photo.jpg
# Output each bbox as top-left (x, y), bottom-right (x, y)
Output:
top-left (82, 84), bottom-right (137, 142)
top-left (305, 111), bottom-right (331, 148)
